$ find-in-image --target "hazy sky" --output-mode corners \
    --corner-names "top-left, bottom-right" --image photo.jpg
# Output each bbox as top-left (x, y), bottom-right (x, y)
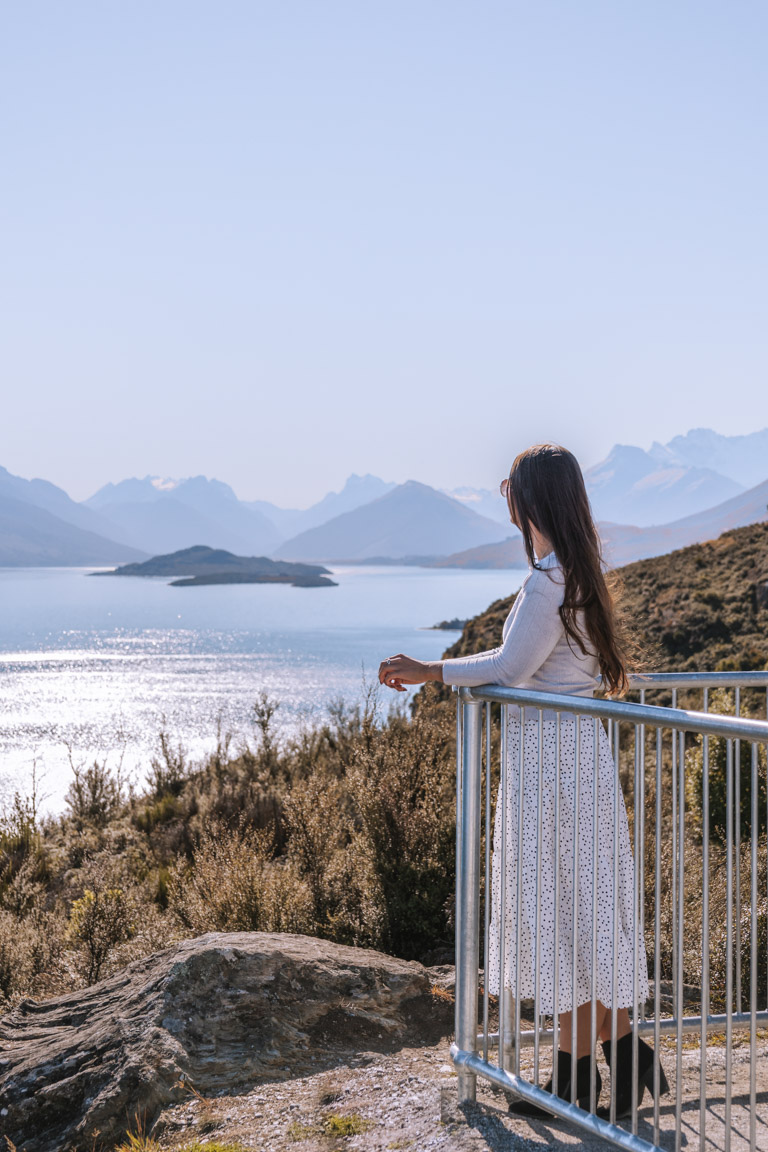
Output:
top-left (2, 2), bottom-right (766, 508)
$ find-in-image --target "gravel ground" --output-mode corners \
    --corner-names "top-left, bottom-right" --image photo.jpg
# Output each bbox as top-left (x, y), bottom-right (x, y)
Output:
top-left (150, 1032), bottom-right (768, 1152)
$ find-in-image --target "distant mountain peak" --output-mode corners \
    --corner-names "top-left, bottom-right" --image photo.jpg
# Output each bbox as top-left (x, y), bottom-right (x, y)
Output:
top-left (585, 427), bottom-right (768, 527)
top-left (443, 485), bottom-right (512, 526)
top-left (341, 472), bottom-right (388, 489)
top-left (659, 427), bottom-right (768, 488)
top-left (84, 473), bottom-right (280, 555)
top-left (276, 479), bottom-right (506, 562)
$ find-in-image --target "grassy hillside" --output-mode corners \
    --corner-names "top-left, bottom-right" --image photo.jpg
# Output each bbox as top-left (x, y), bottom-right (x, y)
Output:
top-left (442, 520), bottom-right (768, 673)
top-left (616, 520), bottom-right (768, 670)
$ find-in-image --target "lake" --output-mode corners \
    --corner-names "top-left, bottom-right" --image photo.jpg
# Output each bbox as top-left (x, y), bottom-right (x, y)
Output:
top-left (0, 564), bottom-right (527, 817)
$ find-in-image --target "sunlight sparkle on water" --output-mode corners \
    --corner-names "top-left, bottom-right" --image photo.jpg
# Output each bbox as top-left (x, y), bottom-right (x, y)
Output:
top-left (0, 565), bottom-right (526, 816)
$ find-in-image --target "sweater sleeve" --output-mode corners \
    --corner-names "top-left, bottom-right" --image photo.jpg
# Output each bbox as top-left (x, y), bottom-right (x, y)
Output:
top-left (441, 567), bottom-right (565, 688)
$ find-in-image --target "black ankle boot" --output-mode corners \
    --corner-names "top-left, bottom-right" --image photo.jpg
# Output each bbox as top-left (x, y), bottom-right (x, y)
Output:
top-left (508, 1049), bottom-right (602, 1117)
top-left (597, 1032), bottom-right (670, 1120)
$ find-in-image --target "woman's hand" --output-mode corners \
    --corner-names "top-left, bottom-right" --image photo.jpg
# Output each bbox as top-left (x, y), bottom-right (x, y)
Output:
top-left (378, 653), bottom-right (443, 692)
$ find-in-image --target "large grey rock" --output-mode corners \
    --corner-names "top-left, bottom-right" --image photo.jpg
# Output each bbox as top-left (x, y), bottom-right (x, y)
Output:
top-left (0, 932), bottom-right (447, 1152)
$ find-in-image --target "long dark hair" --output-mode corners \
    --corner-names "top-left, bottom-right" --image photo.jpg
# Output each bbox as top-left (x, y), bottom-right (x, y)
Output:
top-left (506, 443), bottom-right (629, 696)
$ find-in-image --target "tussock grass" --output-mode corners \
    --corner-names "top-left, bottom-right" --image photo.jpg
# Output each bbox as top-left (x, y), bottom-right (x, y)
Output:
top-left (172, 1143), bottom-right (250, 1152)
top-left (322, 1112), bottom-right (373, 1136)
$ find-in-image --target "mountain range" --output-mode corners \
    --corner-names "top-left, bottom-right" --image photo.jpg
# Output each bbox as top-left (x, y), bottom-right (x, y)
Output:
top-left (583, 445), bottom-right (743, 525)
top-left (247, 474), bottom-right (398, 537)
top-left (86, 475), bottom-right (282, 556)
top-left (432, 476), bottom-right (768, 570)
top-left (0, 427), bottom-right (765, 568)
top-left (442, 427), bottom-right (768, 530)
top-left (0, 467), bottom-right (145, 565)
top-left (275, 481), bottom-right (505, 561)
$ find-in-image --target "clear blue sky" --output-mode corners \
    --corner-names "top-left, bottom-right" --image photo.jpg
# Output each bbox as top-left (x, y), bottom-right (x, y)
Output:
top-left (1, 2), bottom-right (766, 507)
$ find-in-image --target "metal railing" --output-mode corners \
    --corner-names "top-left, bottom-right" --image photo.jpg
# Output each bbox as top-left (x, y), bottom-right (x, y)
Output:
top-left (451, 672), bottom-right (768, 1152)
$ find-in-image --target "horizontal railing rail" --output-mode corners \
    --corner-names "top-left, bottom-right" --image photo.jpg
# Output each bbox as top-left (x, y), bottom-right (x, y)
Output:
top-left (452, 672), bottom-right (768, 1152)
top-left (460, 684), bottom-right (768, 741)
top-left (624, 671), bottom-right (768, 690)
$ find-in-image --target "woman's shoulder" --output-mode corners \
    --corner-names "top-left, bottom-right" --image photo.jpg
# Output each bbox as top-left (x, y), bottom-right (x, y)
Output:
top-left (527, 553), bottom-right (565, 600)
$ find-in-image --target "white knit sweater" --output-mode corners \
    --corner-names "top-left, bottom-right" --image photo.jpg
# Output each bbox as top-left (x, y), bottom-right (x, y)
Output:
top-left (441, 551), bottom-right (599, 698)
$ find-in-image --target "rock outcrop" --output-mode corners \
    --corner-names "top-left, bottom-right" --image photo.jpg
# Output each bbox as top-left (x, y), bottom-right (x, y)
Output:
top-left (0, 932), bottom-right (449, 1152)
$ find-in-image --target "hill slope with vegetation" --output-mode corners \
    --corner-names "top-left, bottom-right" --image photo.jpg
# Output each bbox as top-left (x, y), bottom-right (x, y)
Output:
top-left (442, 520), bottom-right (768, 673)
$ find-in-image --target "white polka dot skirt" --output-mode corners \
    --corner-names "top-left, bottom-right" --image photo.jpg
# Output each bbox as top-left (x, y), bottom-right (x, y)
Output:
top-left (486, 713), bottom-right (650, 1013)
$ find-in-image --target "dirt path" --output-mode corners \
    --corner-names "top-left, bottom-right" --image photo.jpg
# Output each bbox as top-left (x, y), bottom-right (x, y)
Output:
top-left (151, 1034), bottom-right (768, 1152)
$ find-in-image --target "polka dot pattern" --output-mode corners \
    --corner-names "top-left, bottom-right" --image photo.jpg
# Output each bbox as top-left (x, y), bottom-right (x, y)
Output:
top-left (486, 713), bottom-right (650, 1013)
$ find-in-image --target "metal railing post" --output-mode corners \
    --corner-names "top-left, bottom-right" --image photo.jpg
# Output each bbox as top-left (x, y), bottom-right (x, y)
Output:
top-left (456, 694), bottom-right (483, 1104)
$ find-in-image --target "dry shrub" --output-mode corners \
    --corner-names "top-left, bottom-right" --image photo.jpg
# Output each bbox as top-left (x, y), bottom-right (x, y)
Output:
top-left (64, 749), bottom-right (128, 830)
top-left (0, 904), bottom-right (66, 1007)
top-left (111, 900), bottom-right (185, 967)
top-left (642, 826), bottom-right (768, 1013)
top-left (0, 792), bottom-right (50, 909)
top-left (67, 883), bottom-right (136, 984)
top-left (145, 730), bottom-right (191, 799)
top-left (1, 852), bottom-right (47, 918)
top-left (0, 909), bottom-right (38, 1003)
top-left (684, 689), bottom-right (768, 841)
top-left (349, 709), bottom-right (455, 960)
top-left (283, 773), bottom-right (383, 947)
top-left (705, 840), bottom-right (768, 1012)
top-left (167, 813), bottom-right (314, 935)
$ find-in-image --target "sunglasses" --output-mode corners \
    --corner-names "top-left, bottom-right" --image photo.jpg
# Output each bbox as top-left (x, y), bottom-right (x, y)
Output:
top-left (499, 476), bottom-right (511, 499)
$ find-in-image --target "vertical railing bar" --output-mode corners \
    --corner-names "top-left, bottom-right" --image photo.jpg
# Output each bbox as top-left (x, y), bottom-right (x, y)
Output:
top-left (552, 711), bottom-right (561, 1098)
top-left (456, 698), bottom-right (482, 1104)
top-left (456, 697), bottom-right (463, 909)
top-left (455, 694), bottom-right (464, 1088)
top-left (631, 725), bottom-right (640, 1134)
top-left (499, 704), bottom-right (508, 1073)
top-left (638, 690), bottom-right (647, 1025)
top-left (514, 707), bottom-right (524, 1078)
top-left (735, 687), bottom-right (742, 1014)
top-left (675, 730), bottom-right (685, 1152)
top-left (671, 690), bottom-right (678, 1025)
top-left (483, 703), bottom-right (491, 1065)
top-left (725, 737), bottom-right (734, 1152)
top-left (573, 717), bottom-right (582, 1100)
top-left (570, 714), bottom-right (581, 1106)
top-left (533, 709), bottom-right (544, 1087)
top-left (610, 718), bottom-right (620, 1125)
top-left (456, 695), bottom-right (464, 1017)
top-left (700, 728), bottom-right (710, 1152)
top-left (749, 741), bottom-right (758, 1152)
top-left (653, 729), bottom-right (662, 1147)
top-left (590, 716), bottom-right (599, 1115)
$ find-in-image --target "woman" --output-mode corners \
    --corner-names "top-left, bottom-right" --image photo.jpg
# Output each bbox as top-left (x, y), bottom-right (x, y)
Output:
top-left (378, 443), bottom-right (667, 1120)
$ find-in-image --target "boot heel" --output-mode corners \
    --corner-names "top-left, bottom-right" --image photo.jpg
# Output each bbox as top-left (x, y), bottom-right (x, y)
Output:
top-left (641, 1063), bottom-right (670, 1099)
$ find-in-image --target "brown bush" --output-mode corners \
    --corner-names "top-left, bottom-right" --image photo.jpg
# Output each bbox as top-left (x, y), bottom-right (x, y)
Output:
top-left (348, 707), bottom-right (455, 961)
top-left (166, 813), bottom-right (315, 935)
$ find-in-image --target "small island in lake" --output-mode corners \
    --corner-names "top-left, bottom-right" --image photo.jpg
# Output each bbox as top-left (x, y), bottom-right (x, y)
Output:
top-left (427, 617), bottom-right (469, 631)
top-left (90, 545), bottom-right (338, 588)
